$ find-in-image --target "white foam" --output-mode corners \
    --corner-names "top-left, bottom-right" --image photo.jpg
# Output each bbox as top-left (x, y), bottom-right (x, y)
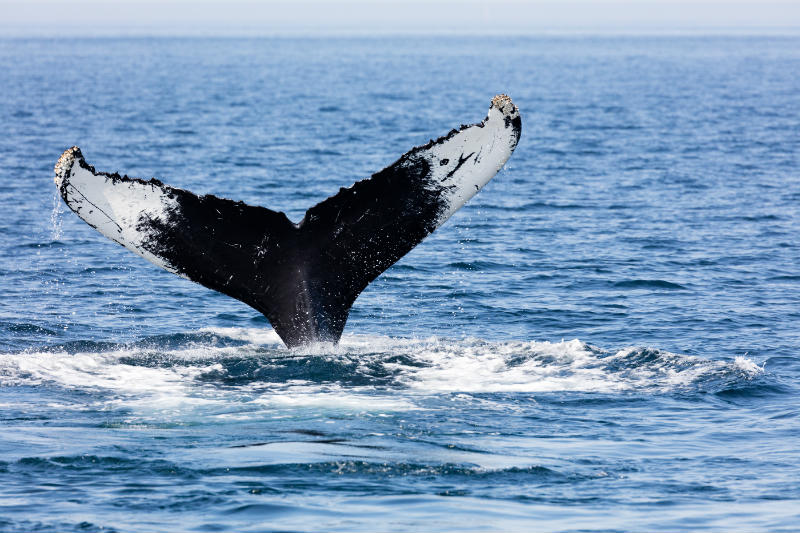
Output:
top-left (0, 338), bottom-right (415, 421)
top-left (0, 348), bottom-right (222, 394)
top-left (198, 326), bottom-right (283, 346)
top-left (733, 355), bottom-right (764, 375)
top-left (250, 387), bottom-right (417, 412)
top-left (334, 335), bottom-right (764, 393)
top-left (0, 330), bottom-right (764, 423)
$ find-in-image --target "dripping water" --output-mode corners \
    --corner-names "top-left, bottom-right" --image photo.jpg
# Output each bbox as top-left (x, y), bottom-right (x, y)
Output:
top-left (50, 189), bottom-right (63, 240)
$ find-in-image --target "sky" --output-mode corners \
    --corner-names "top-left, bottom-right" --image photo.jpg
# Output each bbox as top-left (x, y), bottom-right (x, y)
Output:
top-left (1, 0), bottom-right (799, 36)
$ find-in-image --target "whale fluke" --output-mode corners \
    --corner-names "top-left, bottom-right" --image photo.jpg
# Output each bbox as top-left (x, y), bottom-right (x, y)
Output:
top-left (54, 95), bottom-right (521, 347)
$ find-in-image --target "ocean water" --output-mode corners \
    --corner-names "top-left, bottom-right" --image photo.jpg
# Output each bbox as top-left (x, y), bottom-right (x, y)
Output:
top-left (1, 36), bottom-right (799, 531)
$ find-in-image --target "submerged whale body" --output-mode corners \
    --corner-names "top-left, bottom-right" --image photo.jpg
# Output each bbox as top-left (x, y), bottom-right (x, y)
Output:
top-left (54, 95), bottom-right (521, 347)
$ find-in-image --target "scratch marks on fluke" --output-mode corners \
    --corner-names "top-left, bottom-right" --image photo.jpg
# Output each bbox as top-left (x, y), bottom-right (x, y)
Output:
top-left (444, 152), bottom-right (476, 181)
top-left (54, 95), bottom-right (522, 348)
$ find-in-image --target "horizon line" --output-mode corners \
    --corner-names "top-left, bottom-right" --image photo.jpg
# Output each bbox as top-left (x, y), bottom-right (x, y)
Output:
top-left (3, 28), bottom-right (800, 38)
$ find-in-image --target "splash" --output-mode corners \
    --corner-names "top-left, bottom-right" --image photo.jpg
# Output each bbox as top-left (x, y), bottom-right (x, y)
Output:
top-left (733, 355), bottom-right (764, 375)
top-left (0, 330), bottom-right (764, 402)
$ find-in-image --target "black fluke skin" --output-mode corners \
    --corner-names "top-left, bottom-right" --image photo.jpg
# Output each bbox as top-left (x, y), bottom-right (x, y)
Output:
top-left (144, 154), bottom-right (440, 347)
top-left (55, 97), bottom-right (521, 347)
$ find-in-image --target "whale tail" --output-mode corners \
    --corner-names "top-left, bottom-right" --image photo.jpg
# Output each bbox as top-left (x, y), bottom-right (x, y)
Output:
top-left (54, 95), bottom-right (521, 347)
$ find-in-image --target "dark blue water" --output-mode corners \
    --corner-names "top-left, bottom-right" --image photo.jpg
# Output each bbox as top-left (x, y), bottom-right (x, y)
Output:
top-left (1, 36), bottom-right (799, 531)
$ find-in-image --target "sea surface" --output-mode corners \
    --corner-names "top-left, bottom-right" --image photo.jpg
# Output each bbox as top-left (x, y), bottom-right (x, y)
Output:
top-left (1, 36), bottom-right (799, 532)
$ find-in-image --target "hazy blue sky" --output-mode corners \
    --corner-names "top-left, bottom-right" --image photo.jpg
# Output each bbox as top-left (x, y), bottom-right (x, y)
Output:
top-left (1, 0), bottom-right (799, 36)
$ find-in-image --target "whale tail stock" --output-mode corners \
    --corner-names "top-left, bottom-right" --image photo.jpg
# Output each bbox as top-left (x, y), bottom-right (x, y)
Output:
top-left (54, 95), bottom-right (521, 347)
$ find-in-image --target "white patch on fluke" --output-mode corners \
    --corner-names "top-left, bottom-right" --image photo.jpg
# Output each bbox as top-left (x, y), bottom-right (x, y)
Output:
top-left (424, 94), bottom-right (520, 225)
top-left (55, 147), bottom-right (182, 275)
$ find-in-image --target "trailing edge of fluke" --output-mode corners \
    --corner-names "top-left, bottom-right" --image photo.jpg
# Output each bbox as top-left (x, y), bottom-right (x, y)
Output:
top-left (54, 95), bottom-right (522, 347)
